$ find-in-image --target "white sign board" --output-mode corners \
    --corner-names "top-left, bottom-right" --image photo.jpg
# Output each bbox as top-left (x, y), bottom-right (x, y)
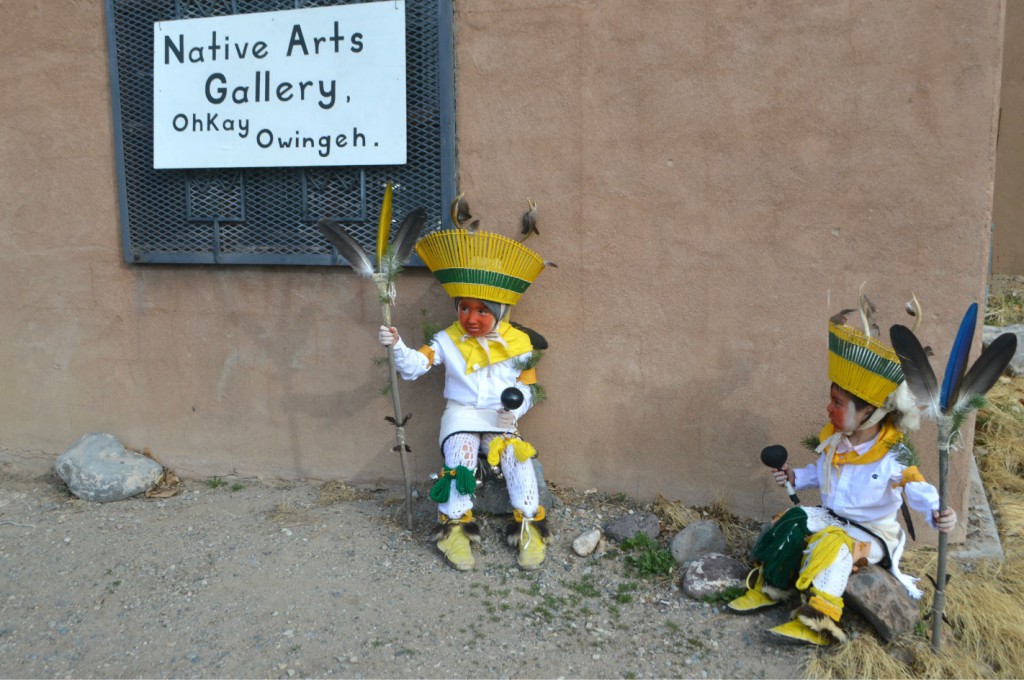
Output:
top-left (153, 2), bottom-right (406, 169)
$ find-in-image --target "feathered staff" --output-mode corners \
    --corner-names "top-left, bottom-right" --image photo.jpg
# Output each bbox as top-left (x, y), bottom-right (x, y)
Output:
top-left (889, 302), bottom-right (1017, 653)
top-left (316, 182), bottom-right (427, 532)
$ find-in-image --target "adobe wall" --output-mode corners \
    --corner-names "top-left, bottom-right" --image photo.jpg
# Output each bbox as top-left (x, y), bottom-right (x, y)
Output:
top-left (0, 1), bottom-right (1004, 538)
top-left (993, 0), bottom-right (1024, 274)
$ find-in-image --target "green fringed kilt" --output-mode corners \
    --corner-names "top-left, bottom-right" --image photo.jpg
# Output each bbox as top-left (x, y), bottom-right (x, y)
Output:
top-left (751, 506), bottom-right (810, 590)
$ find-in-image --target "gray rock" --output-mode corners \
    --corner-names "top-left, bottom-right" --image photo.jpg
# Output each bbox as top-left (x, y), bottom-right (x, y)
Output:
top-left (54, 433), bottom-right (163, 502)
top-left (844, 565), bottom-right (920, 642)
top-left (572, 529), bottom-right (603, 556)
top-left (982, 324), bottom-right (1024, 376)
top-left (472, 458), bottom-right (553, 515)
top-left (670, 520), bottom-right (727, 565)
top-left (604, 512), bottom-right (660, 542)
top-left (681, 553), bottom-right (749, 600)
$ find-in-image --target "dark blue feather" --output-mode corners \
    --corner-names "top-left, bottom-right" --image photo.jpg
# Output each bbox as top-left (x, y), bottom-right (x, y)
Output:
top-left (940, 303), bottom-right (978, 412)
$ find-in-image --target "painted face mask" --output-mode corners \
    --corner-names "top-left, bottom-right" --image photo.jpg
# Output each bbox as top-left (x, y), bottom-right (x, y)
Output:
top-left (826, 384), bottom-right (874, 433)
top-left (457, 298), bottom-right (497, 338)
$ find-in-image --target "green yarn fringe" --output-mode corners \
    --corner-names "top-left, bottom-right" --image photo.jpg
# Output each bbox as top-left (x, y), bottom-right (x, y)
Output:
top-left (428, 465), bottom-right (477, 503)
top-left (751, 506), bottom-right (809, 589)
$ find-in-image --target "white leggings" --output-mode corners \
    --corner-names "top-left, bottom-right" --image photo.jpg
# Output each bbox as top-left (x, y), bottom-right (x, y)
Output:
top-left (802, 506), bottom-right (886, 600)
top-left (437, 432), bottom-right (540, 520)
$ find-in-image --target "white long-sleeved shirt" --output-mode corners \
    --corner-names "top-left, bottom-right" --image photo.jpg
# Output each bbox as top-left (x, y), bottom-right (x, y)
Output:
top-left (391, 329), bottom-right (534, 420)
top-left (793, 433), bottom-right (941, 530)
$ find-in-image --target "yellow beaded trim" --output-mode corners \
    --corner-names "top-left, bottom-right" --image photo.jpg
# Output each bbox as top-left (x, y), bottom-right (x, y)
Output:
top-left (894, 465), bottom-right (926, 488)
top-left (512, 506), bottom-right (545, 523)
top-left (808, 589), bottom-right (844, 623)
top-left (439, 510), bottom-right (474, 524)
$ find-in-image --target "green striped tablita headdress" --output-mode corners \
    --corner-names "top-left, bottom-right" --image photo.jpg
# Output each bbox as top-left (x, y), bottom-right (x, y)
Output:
top-left (415, 230), bottom-right (545, 305)
top-left (828, 321), bottom-right (905, 407)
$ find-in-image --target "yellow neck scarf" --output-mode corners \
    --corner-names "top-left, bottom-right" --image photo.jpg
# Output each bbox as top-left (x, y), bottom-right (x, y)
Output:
top-left (817, 421), bottom-right (903, 468)
top-left (445, 321), bottom-right (532, 374)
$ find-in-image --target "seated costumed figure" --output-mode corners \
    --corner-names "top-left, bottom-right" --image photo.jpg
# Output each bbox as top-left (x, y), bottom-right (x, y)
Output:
top-left (727, 290), bottom-right (957, 644)
top-left (377, 207), bottom-right (550, 571)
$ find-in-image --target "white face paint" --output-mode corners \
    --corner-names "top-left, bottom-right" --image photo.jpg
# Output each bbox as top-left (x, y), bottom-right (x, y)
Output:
top-left (841, 398), bottom-right (859, 433)
top-left (828, 384), bottom-right (870, 433)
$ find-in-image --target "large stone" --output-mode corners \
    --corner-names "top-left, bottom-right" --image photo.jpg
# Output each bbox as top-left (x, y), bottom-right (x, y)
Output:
top-left (670, 520), bottom-right (727, 565)
top-left (572, 529), bottom-right (603, 556)
top-left (681, 552), bottom-right (749, 600)
top-left (472, 458), bottom-right (553, 515)
top-left (604, 512), bottom-right (660, 542)
top-left (54, 433), bottom-right (163, 502)
top-left (844, 565), bottom-right (920, 642)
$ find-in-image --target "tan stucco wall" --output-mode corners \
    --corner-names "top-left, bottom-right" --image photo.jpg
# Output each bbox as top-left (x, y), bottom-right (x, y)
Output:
top-left (993, 0), bottom-right (1024, 274)
top-left (0, 1), bottom-right (1004, 536)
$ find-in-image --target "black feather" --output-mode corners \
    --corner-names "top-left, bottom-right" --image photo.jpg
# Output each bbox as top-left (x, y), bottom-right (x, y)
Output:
top-left (505, 517), bottom-right (549, 546)
top-left (390, 207), bottom-right (427, 266)
top-left (316, 218), bottom-right (375, 277)
top-left (889, 324), bottom-right (940, 415)
top-left (429, 521), bottom-right (450, 543)
top-left (462, 520), bottom-right (482, 544)
top-left (952, 332), bottom-right (1018, 412)
top-left (520, 198), bottom-right (538, 239)
top-left (830, 308), bottom-right (856, 326)
top-left (505, 521), bottom-right (521, 547)
top-left (510, 321), bottom-right (548, 350)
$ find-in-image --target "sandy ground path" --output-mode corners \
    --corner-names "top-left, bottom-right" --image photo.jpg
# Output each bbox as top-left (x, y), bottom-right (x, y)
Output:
top-left (0, 449), bottom-right (811, 679)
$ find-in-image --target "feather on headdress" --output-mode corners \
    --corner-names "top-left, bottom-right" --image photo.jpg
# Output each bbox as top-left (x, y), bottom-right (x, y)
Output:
top-left (827, 286), bottom-right (901, 408)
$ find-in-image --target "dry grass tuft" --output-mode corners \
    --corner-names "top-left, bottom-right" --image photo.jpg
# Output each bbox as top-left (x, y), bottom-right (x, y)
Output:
top-left (653, 493), bottom-right (701, 533)
top-left (984, 278), bottom-right (1024, 326)
top-left (976, 379), bottom-right (1024, 495)
top-left (654, 493), bottom-right (762, 559)
top-left (807, 633), bottom-right (985, 679)
top-left (266, 502), bottom-right (314, 526)
top-left (316, 480), bottom-right (372, 506)
top-left (990, 494), bottom-right (1024, 552)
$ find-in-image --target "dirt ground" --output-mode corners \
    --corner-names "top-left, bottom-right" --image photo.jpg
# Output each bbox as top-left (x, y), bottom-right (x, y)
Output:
top-left (0, 447), bottom-right (817, 680)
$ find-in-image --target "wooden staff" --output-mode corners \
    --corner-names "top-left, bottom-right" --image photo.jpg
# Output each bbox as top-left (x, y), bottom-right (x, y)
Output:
top-left (316, 182), bottom-right (427, 532)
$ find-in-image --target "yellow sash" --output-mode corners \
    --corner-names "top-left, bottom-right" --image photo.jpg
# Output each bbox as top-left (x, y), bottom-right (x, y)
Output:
top-left (445, 321), bottom-right (533, 374)
top-left (817, 421), bottom-right (903, 468)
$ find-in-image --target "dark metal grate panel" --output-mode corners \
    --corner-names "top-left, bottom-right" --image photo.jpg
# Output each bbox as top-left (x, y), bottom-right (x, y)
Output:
top-left (106, 0), bottom-right (455, 265)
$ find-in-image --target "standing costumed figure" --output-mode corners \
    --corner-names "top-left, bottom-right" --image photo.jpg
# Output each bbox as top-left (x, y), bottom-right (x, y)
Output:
top-left (377, 200), bottom-right (550, 571)
top-left (727, 288), bottom-right (957, 645)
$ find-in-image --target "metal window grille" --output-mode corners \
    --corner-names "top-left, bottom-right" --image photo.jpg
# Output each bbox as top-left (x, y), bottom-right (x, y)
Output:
top-left (105, 0), bottom-right (455, 265)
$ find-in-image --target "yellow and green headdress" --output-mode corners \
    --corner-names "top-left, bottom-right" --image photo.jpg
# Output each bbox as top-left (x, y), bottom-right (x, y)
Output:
top-left (415, 227), bottom-right (545, 306)
top-left (828, 321), bottom-right (905, 407)
top-left (827, 286), bottom-right (913, 408)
